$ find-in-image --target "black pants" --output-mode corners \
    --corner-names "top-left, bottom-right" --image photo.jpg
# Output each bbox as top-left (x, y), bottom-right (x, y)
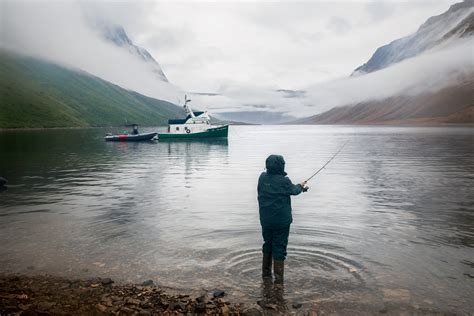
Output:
top-left (261, 225), bottom-right (290, 261)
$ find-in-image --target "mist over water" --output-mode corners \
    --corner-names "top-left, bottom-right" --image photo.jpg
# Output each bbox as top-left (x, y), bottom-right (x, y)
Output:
top-left (0, 126), bottom-right (473, 313)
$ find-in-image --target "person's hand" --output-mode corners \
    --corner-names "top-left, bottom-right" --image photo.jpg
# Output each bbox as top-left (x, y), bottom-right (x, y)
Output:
top-left (300, 181), bottom-right (309, 192)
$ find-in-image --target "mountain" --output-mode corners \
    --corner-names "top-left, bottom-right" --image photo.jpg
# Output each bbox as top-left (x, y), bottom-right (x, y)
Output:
top-left (291, 1), bottom-right (474, 125)
top-left (352, 0), bottom-right (474, 75)
top-left (94, 21), bottom-right (169, 82)
top-left (0, 51), bottom-right (185, 128)
top-left (293, 77), bottom-right (473, 125)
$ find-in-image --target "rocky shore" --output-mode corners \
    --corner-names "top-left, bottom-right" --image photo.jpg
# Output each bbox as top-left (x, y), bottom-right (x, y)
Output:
top-left (0, 274), bottom-right (248, 315)
top-left (1, 274), bottom-right (455, 315)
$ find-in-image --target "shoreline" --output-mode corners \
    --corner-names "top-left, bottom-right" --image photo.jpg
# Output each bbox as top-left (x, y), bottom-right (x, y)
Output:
top-left (0, 123), bottom-right (473, 132)
top-left (0, 274), bottom-right (246, 315)
top-left (0, 274), bottom-right (460, 315)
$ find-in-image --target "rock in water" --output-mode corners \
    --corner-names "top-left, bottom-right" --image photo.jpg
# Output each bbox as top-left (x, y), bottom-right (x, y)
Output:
top-left (100, 278), bottom-right (114, 286)
top-left (141, 279), bottom-right (154, 286)
top-left (0, 177), bottom-right (7, 192)
top-left (212, 290), bottom-right (225, 298)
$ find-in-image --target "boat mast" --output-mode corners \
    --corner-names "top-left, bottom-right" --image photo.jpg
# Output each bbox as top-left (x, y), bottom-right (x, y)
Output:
top-left (184, 95), bottom-right (196, 118)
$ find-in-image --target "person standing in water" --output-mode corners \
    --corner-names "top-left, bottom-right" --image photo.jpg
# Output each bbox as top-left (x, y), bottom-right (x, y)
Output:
top-left (257, 155), bottom-right (308, 284)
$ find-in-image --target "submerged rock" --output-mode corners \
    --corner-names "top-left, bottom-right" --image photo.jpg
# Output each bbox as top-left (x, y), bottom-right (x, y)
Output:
top-left (141, 279), bottom-right (154, 286)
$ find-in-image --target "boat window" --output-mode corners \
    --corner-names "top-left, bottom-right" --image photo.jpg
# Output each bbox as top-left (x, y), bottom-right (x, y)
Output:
top-left (176, 127), bottom-right (179, 131)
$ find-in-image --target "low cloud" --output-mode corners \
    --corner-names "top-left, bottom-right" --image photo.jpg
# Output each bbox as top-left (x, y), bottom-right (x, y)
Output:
top-left (195, 38), bottom-right (473, 118)
top-left (1, 1), bottom-right (182, 104)
top-left (1, 0), bottom-right (469, 121)
top-left (327, 16), bottom-right (352, 34)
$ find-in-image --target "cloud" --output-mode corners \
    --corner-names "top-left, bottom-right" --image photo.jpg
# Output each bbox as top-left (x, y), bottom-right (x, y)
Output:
top-left (327, 16), bottom-right (352, 34)
top-left (365, 1), bottom-right (396, 22)
top-left (303, 38), bottom-right (474, 114)
top-left (1, 1), bottom-right (182, 104)
top-left (1, 0), bottom-right (468, 122)
top-left (195, 38), bottom-right (473, 119)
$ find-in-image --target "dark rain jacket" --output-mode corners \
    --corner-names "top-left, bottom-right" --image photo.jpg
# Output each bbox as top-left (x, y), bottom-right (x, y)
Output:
top-left (258, 155), bottom-right (303, 228)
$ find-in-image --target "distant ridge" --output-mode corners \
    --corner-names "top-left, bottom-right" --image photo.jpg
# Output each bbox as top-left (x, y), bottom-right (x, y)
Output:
top-left (291, 1), bottom-right (474, 125)
top-left (292, 78), bottom-right (473, 125)
top-left (0, 51), bottom-right (185, 128)
top-left (352, 0), bottom-right (474, 76)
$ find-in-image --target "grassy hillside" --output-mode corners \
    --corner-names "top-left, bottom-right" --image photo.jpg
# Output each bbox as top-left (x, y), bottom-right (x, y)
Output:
top-left (0, 51), bottom-right (185, 128)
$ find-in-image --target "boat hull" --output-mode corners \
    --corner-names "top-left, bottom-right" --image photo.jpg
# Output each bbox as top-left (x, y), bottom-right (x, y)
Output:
top-left (158, 125), bottom-right (228, 139)
top-left (104, 132), bottom-right (157, 142)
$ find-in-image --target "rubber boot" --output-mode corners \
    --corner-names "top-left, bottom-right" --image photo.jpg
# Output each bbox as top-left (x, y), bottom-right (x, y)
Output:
top-left (262, 253), bottom-right (273, 280)
top-left (273, 260), bottom-right (284, 284)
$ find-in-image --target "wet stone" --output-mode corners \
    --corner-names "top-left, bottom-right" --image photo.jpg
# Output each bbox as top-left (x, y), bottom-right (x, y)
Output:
top-left (96, 303), bottom-right (108, 312)
top-left (100, 277), bottom-right (114, 285)
top-left (293, 302), bottom-right (303, 309)
top-left (196, 294), bottom-right (208, 303)
top-left (212, 289), bottom-right (225, 298)
top-left (141, 279), bottom-right (154, 286)
top-left (18, 303), bottom-right (31, 310)
top-left (242, 307), bottom-right (263, 316)
top-left (169, 301), bottom-right (179, 310)
top-left (37, 301), bottom-right (55, 311)
top-left (126, 297), bottom-right (141, 305)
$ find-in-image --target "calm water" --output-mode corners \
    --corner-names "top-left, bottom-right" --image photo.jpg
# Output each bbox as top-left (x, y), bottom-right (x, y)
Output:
top-left (0, 125), bottom-right (473, 313)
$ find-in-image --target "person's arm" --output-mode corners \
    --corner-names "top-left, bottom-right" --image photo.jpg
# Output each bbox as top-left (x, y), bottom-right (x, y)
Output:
top-left (284, 178), bottom-right (307, 195)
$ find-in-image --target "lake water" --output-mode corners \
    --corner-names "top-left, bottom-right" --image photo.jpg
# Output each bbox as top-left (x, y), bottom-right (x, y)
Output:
top-left (0, 125), bottom-right (473, 313)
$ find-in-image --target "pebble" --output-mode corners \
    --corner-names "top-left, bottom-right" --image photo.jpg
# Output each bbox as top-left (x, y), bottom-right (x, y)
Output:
top-left (96, 303), bottom-right (107, 312)
top-left (212, 289), bottom-right (225, 298)
top-left (292, 302), bottom-right (303, 309)
top-left (126, 297), bottom-right (141, 305)
top-left (37, 301), bottom-right (55, 311)
top-left (141, 279), bottom-right (154, 286)
top-left (242, 307), bottom-right (263, 316)
top-left (100, 277), bottom-right (114, 285)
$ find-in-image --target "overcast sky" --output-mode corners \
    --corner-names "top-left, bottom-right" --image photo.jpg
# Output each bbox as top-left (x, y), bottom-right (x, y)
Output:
top-left (93, 0), bottom-right (459, 91)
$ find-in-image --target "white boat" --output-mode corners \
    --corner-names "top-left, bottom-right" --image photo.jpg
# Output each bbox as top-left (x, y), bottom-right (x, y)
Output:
top-left (158, 96), bottom-right (228, 139)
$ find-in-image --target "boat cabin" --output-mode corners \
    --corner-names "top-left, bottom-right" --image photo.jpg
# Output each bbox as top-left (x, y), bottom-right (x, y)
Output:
top-left (167, 97), bottom-right (212, 134)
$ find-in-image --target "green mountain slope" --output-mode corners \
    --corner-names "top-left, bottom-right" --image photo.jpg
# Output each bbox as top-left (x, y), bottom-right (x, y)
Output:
top-left (0, 51), bottom-right (185, 128)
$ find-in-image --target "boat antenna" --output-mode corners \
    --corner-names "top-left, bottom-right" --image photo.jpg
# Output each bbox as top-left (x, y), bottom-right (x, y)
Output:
top-left (305, 141), bottom-right (348, 182)
top-left (184, 95), bottom-right (196, 118)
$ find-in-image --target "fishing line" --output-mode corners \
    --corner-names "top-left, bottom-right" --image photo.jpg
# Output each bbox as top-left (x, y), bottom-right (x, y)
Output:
top-left (305, 140), bottom-right (348, 182)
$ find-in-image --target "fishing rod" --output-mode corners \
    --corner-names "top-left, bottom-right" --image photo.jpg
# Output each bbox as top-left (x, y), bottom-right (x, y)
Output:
top-left (305, 141), bottom-right (348, 182)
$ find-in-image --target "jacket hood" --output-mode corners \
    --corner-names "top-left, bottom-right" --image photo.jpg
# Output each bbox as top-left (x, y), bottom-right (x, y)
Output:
top-left (265, 155), bottom-right (287, 176)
